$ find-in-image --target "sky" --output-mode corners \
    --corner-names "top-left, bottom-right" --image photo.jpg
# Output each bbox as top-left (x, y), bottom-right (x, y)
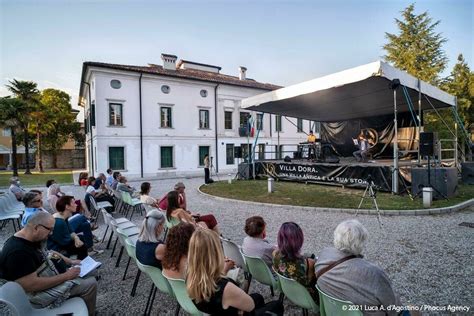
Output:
top-left (0, 0), bottom-right (472, 121)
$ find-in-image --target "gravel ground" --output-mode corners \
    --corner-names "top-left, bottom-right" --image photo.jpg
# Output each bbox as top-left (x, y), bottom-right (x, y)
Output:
top-left (1, 176), bottom-right (473, 315)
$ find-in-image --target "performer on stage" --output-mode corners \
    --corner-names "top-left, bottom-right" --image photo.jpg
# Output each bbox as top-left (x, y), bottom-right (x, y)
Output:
top-left (307, 130), bottom-right (317, 159)
top-left (353, 130), bottom-right (369, 162)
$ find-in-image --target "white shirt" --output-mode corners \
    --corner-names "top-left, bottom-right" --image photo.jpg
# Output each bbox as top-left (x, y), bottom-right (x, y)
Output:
top-left (86, 185), bottom-right (97, 194)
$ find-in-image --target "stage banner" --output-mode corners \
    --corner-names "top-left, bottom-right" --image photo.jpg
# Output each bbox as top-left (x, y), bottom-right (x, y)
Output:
top-left (321, 112), bottom-right (416, 158)
top-left (256, 161), bottom-right (393, 191)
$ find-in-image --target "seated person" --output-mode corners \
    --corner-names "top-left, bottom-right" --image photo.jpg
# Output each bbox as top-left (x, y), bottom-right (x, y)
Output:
top-left (187, 229), bottom-right (282, 316)
top-left (315, 219), bottom-right (400, 311)
top-left (158, 182), bottom-right (187, 210)
top-left (86, 176), bottom-right (115, 210)
top-left (116, 176), bottom-right (135, 194)
top-left (0, 211), bottom-right (97, 315)
top-left (78, 172), bottom-right (89, 186)
top-left (241, 216), bottom-right (276, 267)
top-left (166, 190), bottom-right (220, 234)
top-left (106, 168), bottom-right (114, 186)
top-left (273, 222), bottom-right (317, 302)
top-left (21, 192), bottom-right (48, 227)
top-left (93, 173), bottom-right (107, 190)
top-left (139, 182), bottom-right (160, 209)
top-left (46, 181), bottom-right (65, 213)
top-left (136, 209), bottom-right (166, 268)
top-left (9, 176), bottom-right (26, 201)
top-left (48, 196), bottom-right (90, 260)
top-left (353, 130), bottom-right (369, 162)
top-left (111, 171), bottom-right (121, 190)
top-left (160, 222), bottom-right (195, 279)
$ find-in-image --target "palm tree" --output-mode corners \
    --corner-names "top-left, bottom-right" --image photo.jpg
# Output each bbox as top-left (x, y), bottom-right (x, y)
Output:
top-left (0, 97), bottom-right (28, 177)
top-left (6, 79), bottom-right (40, 174)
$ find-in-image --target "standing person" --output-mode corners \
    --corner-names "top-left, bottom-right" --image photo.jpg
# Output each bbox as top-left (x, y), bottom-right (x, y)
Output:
top-left (203, 154), bottom-right (211, 184)
top-left (306, 130), bottom-right (317, 159)
top-left (0, 211), bottom-right (97, 315)
top-left (9, 176), bottom-right (26, 201)
top-left (105, 169), bottom-right (114, 186)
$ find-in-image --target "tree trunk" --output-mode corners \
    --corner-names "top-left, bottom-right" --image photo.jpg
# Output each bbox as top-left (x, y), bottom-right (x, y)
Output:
top-left (36, 130), bottom-right (44, 172)
top-left (23, 125), bottom-right (31, 174)
top-left (52, 152), bottom-right (58, 169)
top-left (11, 128), bottom-right (18, 177)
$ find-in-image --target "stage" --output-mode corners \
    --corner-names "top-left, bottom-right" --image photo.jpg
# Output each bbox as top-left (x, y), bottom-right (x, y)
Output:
top-left (244, 158), bottom-right (418, 192)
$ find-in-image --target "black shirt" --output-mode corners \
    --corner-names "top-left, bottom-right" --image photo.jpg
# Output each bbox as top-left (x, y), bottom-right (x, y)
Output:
top-left (0, 236), bottom-right (43, 281)
top-left (194, 278), bottom-right (240, 316)
top-left (136, 240), bottom-right (163, 269)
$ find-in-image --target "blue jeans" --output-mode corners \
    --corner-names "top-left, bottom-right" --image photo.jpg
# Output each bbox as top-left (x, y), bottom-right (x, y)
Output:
top-left (68, 214), bottom-right (93, 249)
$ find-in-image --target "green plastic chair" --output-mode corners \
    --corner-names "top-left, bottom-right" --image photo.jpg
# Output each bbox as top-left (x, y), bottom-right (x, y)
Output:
top-left (316, 284), bottom-right (362, 316)
top-left (124, 238), bottom-right (142, 297)
top-left (136, 261), bottom-right (176, 315)
top-left (165, 216), bottom-right (181, 229)
top-left (121, 191), bottom-right (143, 219)
top-left (241, 251), bottom-right (281, 296)
top-left (275, 271), bottom-right (319, 315)
top-left (162, 273), bottom-right (203, 316)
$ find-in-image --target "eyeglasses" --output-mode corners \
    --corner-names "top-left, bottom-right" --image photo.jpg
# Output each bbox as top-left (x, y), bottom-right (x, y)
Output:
top-left (33, 199), bottom-right (42, 203)
top-left (37, 224), bottom-right (54, 232)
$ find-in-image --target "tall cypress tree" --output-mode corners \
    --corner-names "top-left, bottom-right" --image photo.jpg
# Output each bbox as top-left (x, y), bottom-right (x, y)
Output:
top-left (383, 3), bottom-right (448, 85)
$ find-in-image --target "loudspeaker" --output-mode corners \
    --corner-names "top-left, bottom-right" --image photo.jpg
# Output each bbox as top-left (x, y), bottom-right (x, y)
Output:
top-left (284, 156), bottom-right (292, 162)
top-left (237, 163), bottom-right (253, 180)
top-left (234, 146), bottom-right (242, 158)
top-left (293, 151), bottom-right (302, 159)
top-left (461, 162), bottom-right (474, 184)
top-left (411, 167), bottom-right (458, 199)
top-left (420, 132), bottom-right (436, 156)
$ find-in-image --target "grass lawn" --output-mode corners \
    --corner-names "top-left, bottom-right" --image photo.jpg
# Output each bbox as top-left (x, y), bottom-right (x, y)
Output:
top-left (0, 170), bottom-right (74, 188)
top-left (200, 179), bottom-right (474, 210)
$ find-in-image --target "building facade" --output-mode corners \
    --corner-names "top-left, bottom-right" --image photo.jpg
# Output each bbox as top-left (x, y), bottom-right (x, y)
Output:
top-left (79, 54), bottom-right (318, 179)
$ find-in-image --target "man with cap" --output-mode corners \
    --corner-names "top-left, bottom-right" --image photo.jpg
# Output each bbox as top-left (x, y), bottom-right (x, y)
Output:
top-left (158, 182), bottom-right (187, 210)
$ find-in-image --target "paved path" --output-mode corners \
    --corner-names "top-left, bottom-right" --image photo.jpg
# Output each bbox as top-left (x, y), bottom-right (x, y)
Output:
top-left (1, 176), bottom-right (472, 315)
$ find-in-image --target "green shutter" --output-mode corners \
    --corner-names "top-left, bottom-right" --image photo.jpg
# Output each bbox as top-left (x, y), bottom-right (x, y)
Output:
top-left (161, 147), bottom-right (173, 168)
top-left (199, 146), bottom-right (210, 166)
top-left (109, 147), bottom-right (124, 170)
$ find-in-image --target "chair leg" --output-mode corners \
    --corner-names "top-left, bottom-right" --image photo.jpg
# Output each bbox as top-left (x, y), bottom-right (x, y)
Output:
top-left (175, 303), bottom-right (181, 316)
top-left (144, 283), bottom-right (154, 315)
top-left (270, 285), bottom-right (274, 296)
top-left (148, 286), bottom-right (157, 315)
top-left (244, 273), bottom-right (252, 293)
top-left (278, 292), bottom-right (285, 303)
top-left (111, 237), bottom-right (119, 257)
top-left (131, 269), bottom-right (141, 297)
top-left (115, 246), bottom-right (124, 267)
top-left (122, 257), bottom-right (131, 280)
top-left (106, 230), bottom-right (114, 249)
top-left (101, 225), bottom-right (109, 243)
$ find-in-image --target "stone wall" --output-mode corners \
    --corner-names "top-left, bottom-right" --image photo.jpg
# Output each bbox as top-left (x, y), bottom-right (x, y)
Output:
top-left (42, 149), bottom-right (85, 169)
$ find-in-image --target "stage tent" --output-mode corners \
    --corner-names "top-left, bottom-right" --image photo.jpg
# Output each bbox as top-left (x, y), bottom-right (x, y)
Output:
top-left (241, 60), bottom-right (455, 122)
top-left (241, 61), bottom-right (456, 194)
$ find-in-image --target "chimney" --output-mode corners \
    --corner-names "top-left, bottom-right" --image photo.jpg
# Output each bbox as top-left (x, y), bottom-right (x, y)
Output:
top-left (239, 66), bottom-right (247, 80)
top-left (161, 53), bottom-right (178, 70)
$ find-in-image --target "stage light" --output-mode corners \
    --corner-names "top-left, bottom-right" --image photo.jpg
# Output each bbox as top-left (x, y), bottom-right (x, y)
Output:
top-left (389, 79), bottom-right (401, 90)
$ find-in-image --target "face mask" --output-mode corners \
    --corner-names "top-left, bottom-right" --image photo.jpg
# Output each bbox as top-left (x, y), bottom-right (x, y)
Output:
top-left (16, 181), bottom-right (20, 185)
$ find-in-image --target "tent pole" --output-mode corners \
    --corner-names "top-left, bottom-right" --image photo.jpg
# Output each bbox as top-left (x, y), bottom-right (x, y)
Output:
top-left (417, 79), bottom-right (422, 164)
top-left (393, 88), bottom-right (399, 194)
top-left (454, 97), bottom-right (458, 168)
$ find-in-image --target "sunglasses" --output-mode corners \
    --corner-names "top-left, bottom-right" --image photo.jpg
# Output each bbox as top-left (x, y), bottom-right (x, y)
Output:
top-left (37, 224), bottom-right (53, 232)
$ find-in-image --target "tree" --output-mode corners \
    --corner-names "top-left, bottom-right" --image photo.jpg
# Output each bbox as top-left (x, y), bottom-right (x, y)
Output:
top-left (5, 79), bottom-right (40, 174)
top-left (40, 89), bottom-right (84, 168)
top-left (0, 97), bottom-right (28, 177)
top-left (383, 3), bottom-right (448, 85)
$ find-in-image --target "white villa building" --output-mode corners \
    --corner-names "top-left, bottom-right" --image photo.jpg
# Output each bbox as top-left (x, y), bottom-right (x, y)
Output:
top-left (78, 53), bottom-right (316, 179)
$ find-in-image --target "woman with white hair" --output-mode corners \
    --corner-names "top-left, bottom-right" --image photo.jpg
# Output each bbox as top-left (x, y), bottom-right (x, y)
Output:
top-left (135, 209), bottom-right (166, 268)
top-left (315, 219), bottom-right (399, 315)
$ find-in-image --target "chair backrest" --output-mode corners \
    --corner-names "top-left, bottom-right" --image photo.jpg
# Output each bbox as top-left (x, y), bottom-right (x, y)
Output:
top-left (101, 209), bottom-right (111, 226)
top-left (116, 227), bottom-right (129, 246)
top-left (136, 261), bottom-right (174, 296)
top-left (124, 237), bottom-right (137, 259)
top-left (85, 193), bottom-right (97, 211)
top-left (162, 273), bottom-right (202, 316)
top-left (220, 238), bottom-right (247, 272)
top-left (316, 284), bottom-right (362, 316)
top-left (165, 216), bottom-right (180, 229)
top-left (0, 281), bottom-right (34, 315)
top-left (241, 251), bottom-right (279, 289)
top-left (275, 271), bottom-right (319, 313)
top-left (121, 191), bottom-right (133, 205)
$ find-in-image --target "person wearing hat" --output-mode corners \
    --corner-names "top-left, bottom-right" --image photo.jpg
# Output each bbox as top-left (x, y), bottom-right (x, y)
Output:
top-left (158, 182), bottom-right (187, 210)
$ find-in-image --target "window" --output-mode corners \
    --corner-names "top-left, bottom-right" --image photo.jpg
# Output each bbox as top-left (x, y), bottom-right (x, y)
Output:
top-left (240, 112), bottom-right (250, 128)
top-left (3, 128), bottom-right (11, 137)
top-left (109, 103), bottom-right (123, 126)
top-left (161, 107), bottom-right (172, 128)
top-left (199, 110), bottom-right (210, 129)
top-left (199, 146), bottom-right (210, 166)
top-left (276, 145), bottom-right (284, 159)
top-left (257, 114), bottom-right (263, 131)
top-left (258, 144), bottom-right (265, 160)
top-left (109, 147), bottom-right (125, 170)
top-left (241, 143), bottom-right (250, 161)
top-left (275, 115), bottom-right (282, 132)
top-left (297, 118), bottom-right (303, 133)
top-left (226, 144), bottom-right (234, 165)
top-left (224, 111), bottom-right (233, 130)
top-left (110, 80), bottom-right (121, 89)
top-left (160, 146), bottom-right (173, 168)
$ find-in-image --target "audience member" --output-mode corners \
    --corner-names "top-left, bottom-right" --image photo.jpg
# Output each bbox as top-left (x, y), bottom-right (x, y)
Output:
top-left (111, 171), bottom-right (121, 190)
top-left (187, 229), bottom-right (283, 316)
top-left (86, 176), bottom-right (115, 209)
top-left (21, 192), bottom-right (47, 227)
top-left (93, 173), bottom-right (106, 190)
top-left (0, 211), bottom-right (97, 314)
top-left (136, 210), bottom-right (166, 268)
top-left (46, 181), bottom-right (65, 213)
top-left (79, 172), bottom-right (88, 186)
top-left (139, 182), bottom-right (160, 208)
top-left (315, 219), bottom-right (400, 313)
top-left (116, 176), bottom-right (135, 194)
top-left (9, 176), bottom-right (26, 201)
top-left (158, 182), bottom-right (187, 210)
top-left (166, 190), bottom-right (220, 233)
top-left (161, 222), bottom-right (195, 279)
top-left (105, 169), bottom-right (114, 186)
top-left (47, 196), bottom-right (89, 260)
top-left (242, 216), bottom-right (276, 267)
top-left (273, 222), bottom-right (317, 302)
